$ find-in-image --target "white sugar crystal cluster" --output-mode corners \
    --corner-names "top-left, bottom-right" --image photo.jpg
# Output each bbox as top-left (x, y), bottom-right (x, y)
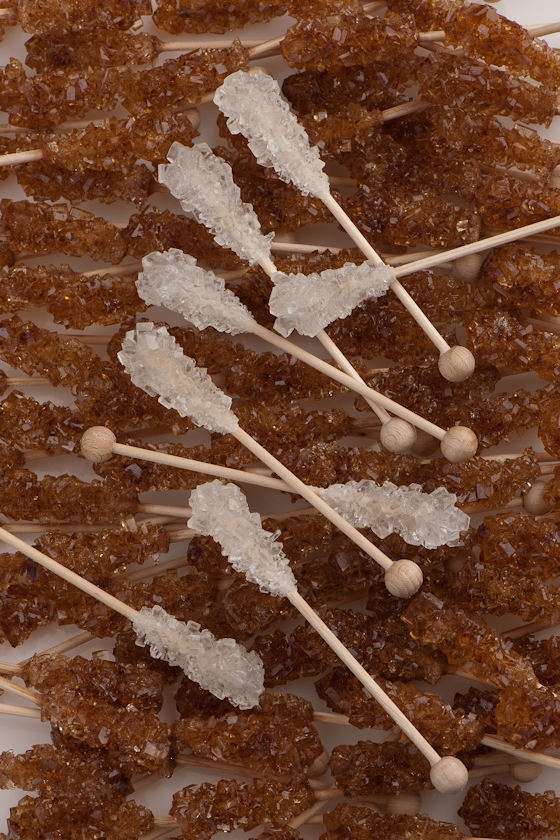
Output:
top-left (319, 480), bottom-right (470, 549)
top-left (188, 480), bottom-right (297, 597)
top-left (118, 322), bottom-right (238, 434)
top-left (215, 70), bottom-right (331, 199)
top-left (133, 605), bottom-right (264, 709)
top-left (159, 141), bottom-right (273, 266)
top-left (269, 261), bottom-right (396, 337)
top-left (137, 249), bottom-right (257, 335)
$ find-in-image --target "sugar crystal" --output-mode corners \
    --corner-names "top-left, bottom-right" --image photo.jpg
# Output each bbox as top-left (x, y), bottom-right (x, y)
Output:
top-left (215, 69), bottom-right (331, 198)
top-left (118, 322), bottom-right (238, 434)
top-left (269, 261), bottom-right (395, 336)
top-left (137, 249), bottom-right (257, 335)
top-left (132, 605), bottom-right (264, 709)
top-left (319, 480), bottom-right (470, 548)
top-left (188, 480), bottom-right (297, 596)
top-left (158, 141), bottom-right (273, 266)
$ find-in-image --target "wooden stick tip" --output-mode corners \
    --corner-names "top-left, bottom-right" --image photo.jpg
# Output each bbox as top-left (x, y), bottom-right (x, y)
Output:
top-left (379, 417), bottom-right (417, 453)
top-left (438, 345), bottom-right (476, 383)
top-left (429, 755), bottom-right (469, 794)
top-left (440, 425), bottom-right (478, 464)
top-left (452, 252), bottom-right (486, 282)
top-left (384, 559), bottom-right (423, 598)
top-left (522, 480), bottom-right (553, 516)
top-left (80, 426), bottom-right (116, 463)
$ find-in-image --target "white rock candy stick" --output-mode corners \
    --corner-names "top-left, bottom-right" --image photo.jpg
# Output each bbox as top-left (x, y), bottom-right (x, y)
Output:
top-left (158, 142), bottom-right (419, 456)
top-left (0, 527), bottom-right (263, 708)
top-left (118, 321), bottom-right (423, 597)
top-left (80, 426), bottom-right (469, 550)
top-left (187, 480), bottom-right (469, 795)
top-left (214, 69), bottom-right (475, 384)
top-left (136, 248), bottom-right (476, 461)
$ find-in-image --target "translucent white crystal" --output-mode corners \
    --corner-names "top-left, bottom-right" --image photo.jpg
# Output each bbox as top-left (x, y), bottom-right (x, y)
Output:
top-left (132, 605), bottom-right (264, 709)
top-left (215, 70), bottom-right (330, 199)
top-left (137, 249), bottom-right (257, 335)
top-left (118, 322), bottom-right (238, 434)
top-left (319, 480), bottom-right (470, 549)
top-left (188, 480), bottom-right (297, 597)
top-left (269, 261), bottom-right (396, 337)
top-left (158, 141), bottom-right (274, 266)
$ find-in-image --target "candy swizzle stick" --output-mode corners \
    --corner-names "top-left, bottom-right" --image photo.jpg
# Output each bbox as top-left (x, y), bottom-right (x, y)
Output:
top-left (0, 527), bottom-right (264, 709)
top-left (187, 479), bottom-right (468, 794)
top-left (118, 321), bottom-right (423, 597)
top-left (134, 245), bottom-right (473, 459)
top-left (213, 68), bottom-right (475, 384)
top-left (158, 142), bottom-right (478, 460)
top-left (81, 425), bottom-right (469, 550)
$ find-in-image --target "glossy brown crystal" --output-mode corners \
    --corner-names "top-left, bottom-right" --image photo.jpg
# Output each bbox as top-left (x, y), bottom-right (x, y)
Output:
top-left (459, 778), bottom-right (560, 839)
top-left (171, 777), bottom-right (315, 840)
top-left (321, 803), bottom-right (465, 840)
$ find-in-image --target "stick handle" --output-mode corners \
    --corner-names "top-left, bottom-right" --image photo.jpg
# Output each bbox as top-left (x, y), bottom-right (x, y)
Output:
top-left (0, 704), bottom-right (41, 718)
top-left (394, 214), bottom-right (560, 279)
top-left (251, 322), bottom-right (445, 439)
top-left (0, 148), bottom-right (43, 168)
top-left (233, 427), bottom-right (393, 571)
top-left (0, 526), bottom-right (138, 622)
top-left (112, 441), bottom-right (288, 492)
top-left (481, 734), bottom-right (560, 770)
top-left (321, 192), bottom-right (450, 354)
top-left (287, 589), bottom-right (441, 766)
top-left (316, 330), bottom-right (390, 424)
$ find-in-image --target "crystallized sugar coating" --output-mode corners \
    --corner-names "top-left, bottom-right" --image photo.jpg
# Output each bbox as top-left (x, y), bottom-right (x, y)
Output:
top-left (118, 322), bottom-right (238, 434)
top-left (188, 480), bottom-right (297, 597)
top-left (319, 480), bottom-right (470, 549)
top-left (215, 70), bottom-right (331, 198)
top-left (132, 605), bottom-right (264, 709)
top-left (137, 249), bottom-right (257, 335)
top-left (269, 261), bottom-right (396, 337)
top-left (158, 141), bottom-right (274, 265)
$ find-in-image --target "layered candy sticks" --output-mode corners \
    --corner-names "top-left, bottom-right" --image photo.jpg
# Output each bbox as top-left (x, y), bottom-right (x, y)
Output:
top-left (80, 425), bottom-right (470, 549)
top-left (158, 141), bottom-right (481, 459)
top-left (135, 245), bottom-right (472, 458)
top-left (187, 479), bottom-right (468, 794)
top-left (118, 321), bottom-right (424, 597)
top-left (214, 68), bottom-right (475, 383)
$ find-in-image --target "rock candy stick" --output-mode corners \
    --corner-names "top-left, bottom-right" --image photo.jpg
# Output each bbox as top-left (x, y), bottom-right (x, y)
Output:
top-left (156, 141), bottom-right (416, 449)
top-left (0, 526), bottom-right (264, 709)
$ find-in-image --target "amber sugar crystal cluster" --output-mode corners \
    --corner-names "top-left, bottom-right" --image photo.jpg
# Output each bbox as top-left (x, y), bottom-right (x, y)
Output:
top-left (2, 0), bottom-right (560, 837)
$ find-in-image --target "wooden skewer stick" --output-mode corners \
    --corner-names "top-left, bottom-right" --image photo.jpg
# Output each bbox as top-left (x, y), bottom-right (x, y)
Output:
top-left (394, 213), bottom-right (560, 279)
top-left (1, 375), bottom-right (51, 388)
top-left (0, 527), bottom-right (265, 708)
top-left (0, 703), bottom-right (41, 718)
